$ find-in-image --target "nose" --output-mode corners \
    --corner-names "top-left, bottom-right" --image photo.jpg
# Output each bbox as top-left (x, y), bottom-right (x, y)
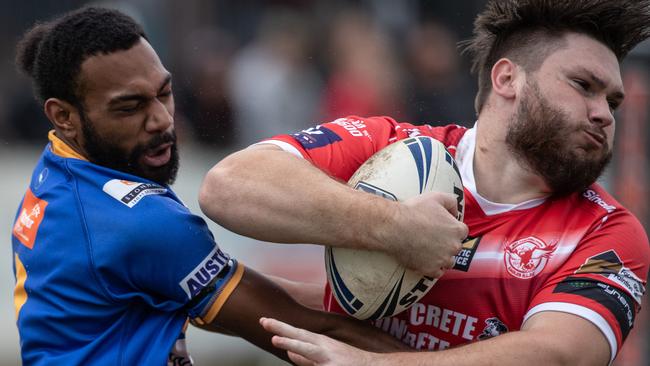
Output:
top-left (145, 98), bottom-right (173, 133)
top-left (588, 97), bottom-right (614, 128)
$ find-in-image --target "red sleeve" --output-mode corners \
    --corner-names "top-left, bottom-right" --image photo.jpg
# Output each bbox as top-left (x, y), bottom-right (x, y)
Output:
top-left (264, 115), bottom-right (466, 181)
top-left (525, 210), bottom-right (649, 361)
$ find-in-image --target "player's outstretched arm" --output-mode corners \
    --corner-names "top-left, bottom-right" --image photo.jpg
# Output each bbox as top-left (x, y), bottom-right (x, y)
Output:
top-left (199, 144), bottom-right (467, 278)
top-left (194, 267), bottom-right (409, 363)
top-left (264, 273), bottom-right (325, 311)
top-left (261, 311), bottom-right (610, 366)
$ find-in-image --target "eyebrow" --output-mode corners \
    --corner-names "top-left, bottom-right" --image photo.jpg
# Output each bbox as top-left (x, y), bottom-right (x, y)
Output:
top-left (108, 73), bottom-right (173, 106)
top-left (158, 73), bottom-right (172, 94)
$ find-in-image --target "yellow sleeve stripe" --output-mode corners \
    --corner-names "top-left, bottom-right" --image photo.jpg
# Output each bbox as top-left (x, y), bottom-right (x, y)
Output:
top-left (14, 254), bottom-right (28, 320)
top-left (197, 263), bottom-right (245, 325)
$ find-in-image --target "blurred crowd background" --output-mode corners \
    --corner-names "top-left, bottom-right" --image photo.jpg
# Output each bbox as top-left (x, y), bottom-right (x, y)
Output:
top-left (0, 1), bottom-right (649, 365)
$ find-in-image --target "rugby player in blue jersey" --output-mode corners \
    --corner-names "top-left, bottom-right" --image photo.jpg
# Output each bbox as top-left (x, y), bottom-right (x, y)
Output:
top-left (10, 7), bottom-right (404, 365)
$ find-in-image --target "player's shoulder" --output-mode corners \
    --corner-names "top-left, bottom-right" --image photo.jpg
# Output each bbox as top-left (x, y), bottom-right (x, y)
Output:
top-left (574, 184), bottom-right (627, 217)
top-left (571, 184), bottom-right (648, 245)
top-left (85, 177), bottom-right (214, 268)
top-left (69, 162), bottom-right (192, 236)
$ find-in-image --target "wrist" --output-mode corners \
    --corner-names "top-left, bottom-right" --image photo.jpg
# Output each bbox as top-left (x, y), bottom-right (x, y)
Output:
top-left (356, 193), bottom-right (400, 254)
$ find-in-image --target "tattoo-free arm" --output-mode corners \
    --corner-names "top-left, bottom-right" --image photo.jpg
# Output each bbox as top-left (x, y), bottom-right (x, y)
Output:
top-left (199, 144), bottom-right (467, 278)
top-left (262, 311), bottom-right (610, 366)
top-left (194, 267), bottom-right (409, 362)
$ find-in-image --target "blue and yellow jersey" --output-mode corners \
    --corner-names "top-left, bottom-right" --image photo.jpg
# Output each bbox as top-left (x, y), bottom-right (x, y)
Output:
top-left (11, 132), bottom-right (243, 365)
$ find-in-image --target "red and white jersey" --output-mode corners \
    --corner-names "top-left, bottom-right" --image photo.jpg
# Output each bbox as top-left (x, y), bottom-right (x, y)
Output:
top-left (264, 116), bottom-right (650, 362)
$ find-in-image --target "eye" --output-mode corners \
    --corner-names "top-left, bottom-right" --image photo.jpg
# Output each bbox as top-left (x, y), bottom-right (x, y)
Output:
top-left (607, 99), bottom-right (620, 111)
top-left (158, 89), bottom-right (173, 99)
top-left (573, 79), bottom-right (590, 91)
top-left (119, 104), bottom-right (140, 113)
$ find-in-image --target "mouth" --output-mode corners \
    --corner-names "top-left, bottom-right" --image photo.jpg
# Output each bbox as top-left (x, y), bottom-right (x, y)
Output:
top-left (142, 142), bottom-right (173, 167)
top-left (582, 129), bottom-right (606, 148)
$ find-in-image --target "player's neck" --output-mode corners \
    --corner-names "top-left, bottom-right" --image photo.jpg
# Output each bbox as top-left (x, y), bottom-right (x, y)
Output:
top-left (473, 118), bottom-right (550, 204)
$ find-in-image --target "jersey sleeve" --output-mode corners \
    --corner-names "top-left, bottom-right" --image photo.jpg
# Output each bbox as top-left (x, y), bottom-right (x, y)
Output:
top-left (524, 210), bottom-right (649, 362)
top-left (261, 115), bottom-right (457, 182)
top-left (90, 197), bottom-right (243, 325)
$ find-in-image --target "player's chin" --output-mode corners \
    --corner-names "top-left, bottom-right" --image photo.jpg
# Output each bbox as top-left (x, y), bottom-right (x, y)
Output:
top-left (573, 145), bottom-right (609, 162)
top-left (138, 162), bottom-right (177, 185)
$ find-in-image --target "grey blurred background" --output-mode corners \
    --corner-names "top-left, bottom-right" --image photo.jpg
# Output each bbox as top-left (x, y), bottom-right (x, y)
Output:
top-left (1, 1), bottom-right (649, 365)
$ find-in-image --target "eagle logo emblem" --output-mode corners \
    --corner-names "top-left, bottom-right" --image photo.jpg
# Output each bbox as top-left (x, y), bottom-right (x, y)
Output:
top-left (504, 237), bottom-right (557, 279)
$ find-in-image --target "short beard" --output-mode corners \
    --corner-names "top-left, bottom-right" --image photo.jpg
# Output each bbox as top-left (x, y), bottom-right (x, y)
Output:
top-left (505, 82), bottom-right (612, 196)
top-left (80, 111), bottom-right (179, 186)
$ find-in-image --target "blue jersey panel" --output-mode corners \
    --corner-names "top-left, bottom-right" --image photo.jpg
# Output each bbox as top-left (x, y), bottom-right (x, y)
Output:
top-left (11, 145), bottom-right (235, 365)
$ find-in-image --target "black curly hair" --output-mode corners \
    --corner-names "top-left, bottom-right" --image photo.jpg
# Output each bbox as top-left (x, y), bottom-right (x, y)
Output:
top-left (16, 7), bottom-right (147, 108)
top-left (461, 0), bottom-right (650, 115)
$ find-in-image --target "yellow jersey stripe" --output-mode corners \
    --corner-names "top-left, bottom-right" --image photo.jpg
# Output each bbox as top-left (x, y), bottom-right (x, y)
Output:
top-left (48, 130), bottom-right (88, 161)
top-left (200, 264), bottom-right (245, 324)
top-left (14, 254), bottom-right (28, 320)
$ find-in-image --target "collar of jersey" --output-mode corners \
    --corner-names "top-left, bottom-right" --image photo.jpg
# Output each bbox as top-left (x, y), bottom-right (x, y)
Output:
top-left (456, 123), bottom-right (547, 216)
top-left (48, 130), bottom-right (88, 161)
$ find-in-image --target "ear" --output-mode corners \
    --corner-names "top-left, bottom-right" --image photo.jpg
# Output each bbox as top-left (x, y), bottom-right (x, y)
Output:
top-left (43, 98), bottom-right (82, 140)
top-left (490, 58), bottom-right (521, 100)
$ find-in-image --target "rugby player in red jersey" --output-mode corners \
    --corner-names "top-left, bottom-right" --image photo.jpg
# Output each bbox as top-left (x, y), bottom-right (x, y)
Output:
top-left (200, 1), bottom-right (650, 364)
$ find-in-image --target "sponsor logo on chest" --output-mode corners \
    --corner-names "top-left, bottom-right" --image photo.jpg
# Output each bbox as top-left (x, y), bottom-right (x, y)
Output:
top-left (453, 236), bottom-right (481, 272)
top-left (374, 305), bottom-right (508, 350)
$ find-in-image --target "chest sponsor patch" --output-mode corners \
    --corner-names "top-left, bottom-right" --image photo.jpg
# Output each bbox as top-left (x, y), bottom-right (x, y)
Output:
top-left (453, 236), bottom-right (481, 272)
top-left (13, 188), bottom-right (48, 249)
top-left (575, 250), bottom-right (645, 304)
top-left (102, 179), bottom-right (167, 208)
top-left (504, 236), bottom-right (557, 279)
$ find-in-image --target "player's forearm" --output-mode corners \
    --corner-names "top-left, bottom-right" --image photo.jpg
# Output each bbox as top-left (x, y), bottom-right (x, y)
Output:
top-left (199, 146), bottom-right (396, 251)
top-left (210, 268), bottom-right (405, 361)
top-left (371, 330), bottom-right (601, 366)
top-left (264, 274), bottom-right (324, 311)
top-left (321, 315), bottom-right (411, 353)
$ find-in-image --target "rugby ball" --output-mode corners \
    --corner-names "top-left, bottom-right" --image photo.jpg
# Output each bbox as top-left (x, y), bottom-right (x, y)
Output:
top-left (325, 136), bottom-right (464, 320)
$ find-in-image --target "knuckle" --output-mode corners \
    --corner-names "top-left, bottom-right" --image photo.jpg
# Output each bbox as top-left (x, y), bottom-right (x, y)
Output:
top-left (448, 256), bottom-right (456, 268)
top-left (456, 223), bottom-right (469, 238)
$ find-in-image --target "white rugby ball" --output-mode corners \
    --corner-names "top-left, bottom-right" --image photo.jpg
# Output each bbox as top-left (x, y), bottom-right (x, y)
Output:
top-left (325, 136), bottom-right (464, 320)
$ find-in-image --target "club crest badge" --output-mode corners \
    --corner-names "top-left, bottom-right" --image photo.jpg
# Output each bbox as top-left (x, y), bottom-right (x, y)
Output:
top-left (504, 236), bottom-right (557, 279)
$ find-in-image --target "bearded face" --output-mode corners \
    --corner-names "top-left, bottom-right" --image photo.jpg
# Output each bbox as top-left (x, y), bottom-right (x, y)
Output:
top-left (80, 110), bottom-right (179, 186)
top-left (505, 80), bottom-right (612, 196)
